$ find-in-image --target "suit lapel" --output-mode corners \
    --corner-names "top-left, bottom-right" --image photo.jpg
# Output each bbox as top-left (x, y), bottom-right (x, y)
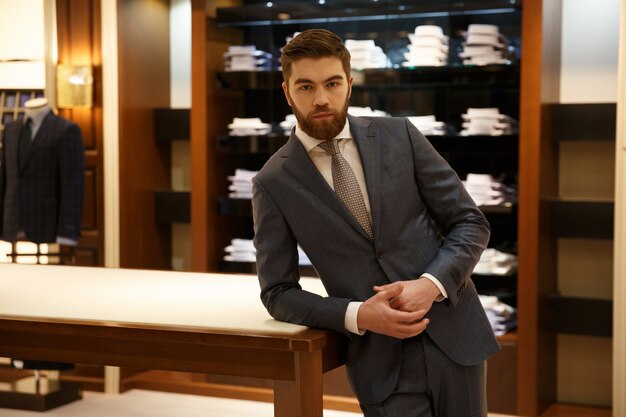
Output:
top-left (20, 111), bottom-right (55, 175)
top-left (349, 115), bottom-right (381, 241)
top-left (281, 131), bottom-right (372, 240)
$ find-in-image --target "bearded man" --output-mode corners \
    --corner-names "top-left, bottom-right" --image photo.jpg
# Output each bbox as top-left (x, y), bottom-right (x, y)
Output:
top-left (252, 29), bottom-right (498, 417)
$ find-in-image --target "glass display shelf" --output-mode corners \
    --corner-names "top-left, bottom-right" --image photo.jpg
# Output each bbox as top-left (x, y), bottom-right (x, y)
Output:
top-left (216, 0), bottom-right (521, 27)
top-left (217, 65), bottom-right (520, 90)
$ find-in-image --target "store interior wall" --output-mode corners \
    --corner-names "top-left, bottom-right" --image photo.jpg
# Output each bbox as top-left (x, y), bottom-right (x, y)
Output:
top-left (0, 0), bottom-right (46, 89)
top-left (169, 0), bottom-right (192, 271)
top-left (556, 0), bottom-right (620, 407)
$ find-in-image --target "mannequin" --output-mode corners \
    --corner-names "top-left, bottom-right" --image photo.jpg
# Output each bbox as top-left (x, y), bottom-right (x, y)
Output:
top-left (24, 97), bottom-right (52, 121)
top-left (0, 97), bottom-right (85, 246)
top-left (0, 97), bottom-right (81, 373)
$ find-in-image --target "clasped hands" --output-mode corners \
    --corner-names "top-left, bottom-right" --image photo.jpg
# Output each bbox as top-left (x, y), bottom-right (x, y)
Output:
top-left (356, 278), bottom-right (441, 339)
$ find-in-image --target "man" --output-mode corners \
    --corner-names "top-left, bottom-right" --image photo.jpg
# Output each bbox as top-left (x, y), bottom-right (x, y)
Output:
top-left (252, 29), bottom-right (499, 417)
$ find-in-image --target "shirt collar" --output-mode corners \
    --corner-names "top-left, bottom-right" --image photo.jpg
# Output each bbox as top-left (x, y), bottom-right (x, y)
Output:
top-left (27, 107), bottom-right (51, 128)
top-left (295, 119), bottom-right (352, 153)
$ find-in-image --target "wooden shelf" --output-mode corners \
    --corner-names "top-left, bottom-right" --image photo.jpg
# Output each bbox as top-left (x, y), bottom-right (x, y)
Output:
top-left (540, 403), bottom-right (611, 417)
top-left (218, 197), bottom-right (253, 216)
top-left (548, 295), bottom-right (612, 338)
top-left (218, 65), bottom-right (520, 90)
top-left (217, 134), bottom-right (288, 154)
top-left (154, 190), bottom-right (190, 224)
top-left (154, 108), bottom-right (190, 141)
top-left (549, 199), bottom-right (614, 239)
top-left (0, 90), bottom-right (43, 133)
top-left (550, 103), bottom-right (616, 142)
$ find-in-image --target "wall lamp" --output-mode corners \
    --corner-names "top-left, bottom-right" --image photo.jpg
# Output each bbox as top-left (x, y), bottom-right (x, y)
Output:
top-left (56, 64), bottom-right (94, 108)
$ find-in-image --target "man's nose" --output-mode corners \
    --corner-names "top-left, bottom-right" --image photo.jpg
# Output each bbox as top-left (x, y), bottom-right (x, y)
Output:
top-left (313, 90), bottom-right (329, 107)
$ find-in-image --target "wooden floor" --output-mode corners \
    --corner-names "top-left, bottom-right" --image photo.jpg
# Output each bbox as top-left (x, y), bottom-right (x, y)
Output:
top-left (540, 404), bottom-right (612, 417)
top-left (0, 389), bottom-right (363, 417)
top-left (0, 388), bottom-right (613, 417)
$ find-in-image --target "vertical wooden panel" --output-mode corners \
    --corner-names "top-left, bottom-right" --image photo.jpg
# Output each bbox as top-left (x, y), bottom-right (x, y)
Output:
top-left (55, 0), bottom-right (104, 266)
top-left (117, 0), bottom-right (171, 269)
top-left (190, 1), bottom-right (242, 272)
top-left (82, 168), bottom-right (96, 230)
top-left (517, 0), bottom-right (561, 414)
top-left (614, 4), bottom-right (626, 414)
top-left (190, 0), bottom-right (213, 271)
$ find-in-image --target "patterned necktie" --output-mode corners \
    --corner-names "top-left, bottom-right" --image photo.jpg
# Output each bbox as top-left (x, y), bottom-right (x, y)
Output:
top-left (19, 118), bottom-right (32, 170)
top-left (318, 139), bottom-right (373, 238)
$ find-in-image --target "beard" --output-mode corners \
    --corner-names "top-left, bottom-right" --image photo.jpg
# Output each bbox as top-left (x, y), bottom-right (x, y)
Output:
top-left (290, 94), bottom-right (350, 141)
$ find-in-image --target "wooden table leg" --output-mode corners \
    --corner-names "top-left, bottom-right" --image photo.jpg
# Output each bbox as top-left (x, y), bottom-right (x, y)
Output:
top-left (274, 350), bottom-right (323, 417)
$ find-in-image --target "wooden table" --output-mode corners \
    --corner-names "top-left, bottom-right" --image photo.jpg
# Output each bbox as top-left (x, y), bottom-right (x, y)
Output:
top-left (0, 264), bottom-right (345, 417)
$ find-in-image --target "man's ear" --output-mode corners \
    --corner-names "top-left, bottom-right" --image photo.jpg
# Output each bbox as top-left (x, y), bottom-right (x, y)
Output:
top-left (348, 75), bottom-right (353, 99)
top-left (282, 82), bottom-right (292, 107)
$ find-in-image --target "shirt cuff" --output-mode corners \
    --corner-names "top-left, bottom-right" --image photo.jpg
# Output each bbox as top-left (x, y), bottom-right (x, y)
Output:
top-left (345, 301), bottom-right (366, 335)
top-left (56, 236), bottom-right (78, 246)
top-left (421, 273), bottom-right (447, 301)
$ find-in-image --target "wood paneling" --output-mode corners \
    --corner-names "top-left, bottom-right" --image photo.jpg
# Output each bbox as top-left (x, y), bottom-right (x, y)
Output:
top-left (190, 1), bottom-right (242, 271)
top-left (117, 0), bottom-right (171, 269)
top-left (190, 0), bottom-right (212, 271)
top-left (517, 0), bottom-right (562, 414)
top-left (55, 0), bottom-right (104, 267)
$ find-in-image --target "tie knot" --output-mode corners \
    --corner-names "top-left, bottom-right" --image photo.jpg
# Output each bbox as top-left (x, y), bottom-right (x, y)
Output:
top-left (318, 139), bottom-right (342, 156)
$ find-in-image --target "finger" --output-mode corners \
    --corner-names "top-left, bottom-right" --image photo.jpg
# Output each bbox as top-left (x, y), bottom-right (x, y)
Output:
top-left (375, 283), bottom-right (403, 300)
top-left (373, 282), bottom-right (396, 292)
top-left (396, 318), bottom-right (430, 338)
top-left (394, 309), bottom-right (427, 323)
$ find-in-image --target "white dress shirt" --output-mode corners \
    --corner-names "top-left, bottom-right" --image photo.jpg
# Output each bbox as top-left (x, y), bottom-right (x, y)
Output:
top-left (295, 120), bottom-right (447, 335)
top-left (24, 106), bottom-right (52, 140)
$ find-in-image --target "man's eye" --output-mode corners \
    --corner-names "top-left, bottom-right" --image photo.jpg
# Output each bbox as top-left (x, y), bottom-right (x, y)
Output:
top-left (327, 82), bottom-right (339, 87)
top-left (300, 85), bottom-right (312, 91)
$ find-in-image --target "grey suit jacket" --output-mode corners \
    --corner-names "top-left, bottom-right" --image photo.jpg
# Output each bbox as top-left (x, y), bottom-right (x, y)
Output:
top-left (252, 115), bottom-right (499, 405)
top-left (0, 112), bottom-right (84, 243)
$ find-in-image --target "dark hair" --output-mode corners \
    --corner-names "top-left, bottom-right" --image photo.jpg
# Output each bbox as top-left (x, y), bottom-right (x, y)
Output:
top-left (281, 29), bottom-right (351, 84)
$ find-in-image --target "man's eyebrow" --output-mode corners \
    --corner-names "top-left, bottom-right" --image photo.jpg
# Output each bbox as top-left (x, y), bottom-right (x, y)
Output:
top-left (293, 75), bottom-right (344, 85)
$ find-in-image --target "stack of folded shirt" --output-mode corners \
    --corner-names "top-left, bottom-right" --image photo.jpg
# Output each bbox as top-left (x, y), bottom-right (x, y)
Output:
top-left (228, 117), bottom-right (272, 136)
top-left (478, 294), bottom-right (517, 336)
top-left (223, 239), bottom-right (256, 263)
top-left (473, 248), bottom-right (518, 276)
top-left (406, 115), bottom-right (447, 136)
top-left (459, 24), bottom-right (510, 66)
top-left (224, 45), bottom-right (273, 71)
top-left (345, 39), bottom-right (388, 69)
top-left (348, 106), bottom-right (389, 117)
top-left (403, 25), bottom-right (449, 67)
top-left (462, 173), bottom-right (517, 206)
top-left (227, 168), bottom-right (258, 199)
top-left (460, 107), bottom-right (516, 136)
top-left (223, 238), bottom-right (312, 266)
top-left (280, 114), bottom-right (297, 135)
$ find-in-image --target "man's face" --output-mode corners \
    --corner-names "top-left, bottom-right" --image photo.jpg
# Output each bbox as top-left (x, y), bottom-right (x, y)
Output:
top-left (282, 56), bottom-right (352, 141)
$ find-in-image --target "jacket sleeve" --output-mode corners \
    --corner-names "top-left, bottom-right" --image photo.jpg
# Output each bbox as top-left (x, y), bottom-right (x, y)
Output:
top-left (56, 123), bottom-right (85, 241)
top-left (404, 118), bottom-right (490, 306)
top-left (252, 178), bottom-right (352, 335)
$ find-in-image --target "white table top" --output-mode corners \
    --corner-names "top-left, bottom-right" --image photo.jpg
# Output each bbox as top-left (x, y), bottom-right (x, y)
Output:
top-left (0, 264), bottom-right (326, 335)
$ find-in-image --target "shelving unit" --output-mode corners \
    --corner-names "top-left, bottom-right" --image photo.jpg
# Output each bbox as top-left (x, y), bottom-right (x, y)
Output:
top-left (186, 0), bottom-right (572, 414)
top-left (181, 1), bottom-right (521, 414)
top-left (0, 90), bottom-right (44, 133)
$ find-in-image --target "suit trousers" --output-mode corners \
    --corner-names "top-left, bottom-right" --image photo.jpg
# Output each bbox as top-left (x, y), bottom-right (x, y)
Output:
top-left (359, 334), bottom-right (487, 417)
